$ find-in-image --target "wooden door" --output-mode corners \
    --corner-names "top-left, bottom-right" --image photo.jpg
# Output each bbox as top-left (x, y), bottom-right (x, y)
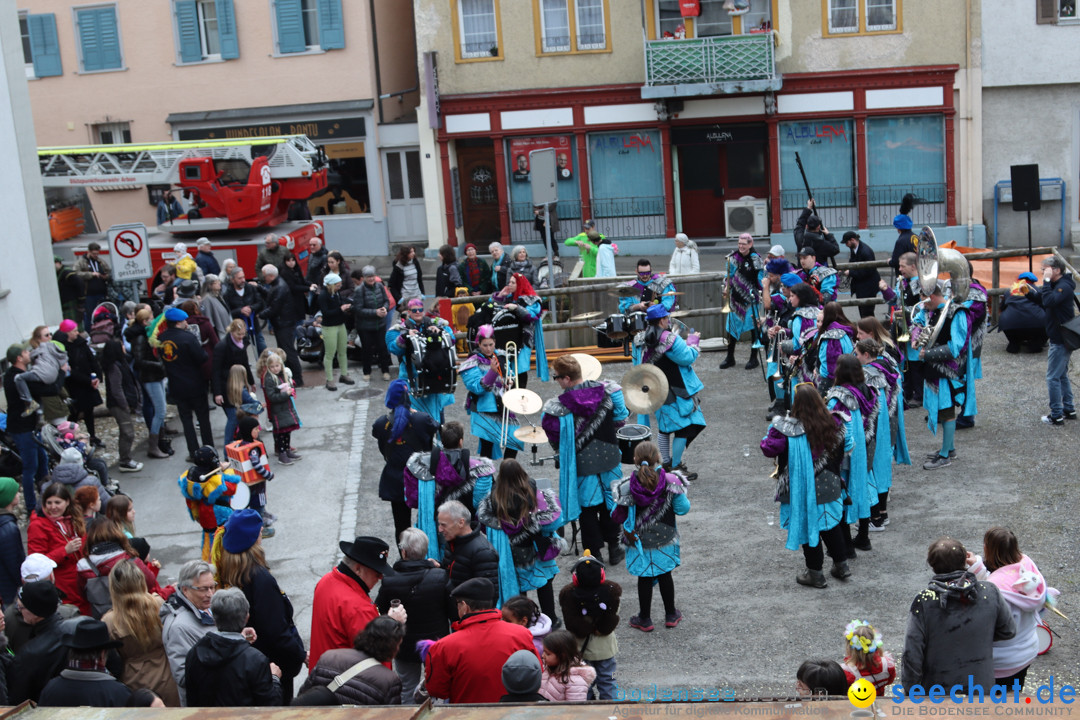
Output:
top-left (456, 143), bottom-right (501, 244)
top-left (678, 144), bottom-right (725, 237)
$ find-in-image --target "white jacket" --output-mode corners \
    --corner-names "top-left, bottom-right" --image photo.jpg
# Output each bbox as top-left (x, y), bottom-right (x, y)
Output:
top-left (669, 244), bottom-right (700, 275)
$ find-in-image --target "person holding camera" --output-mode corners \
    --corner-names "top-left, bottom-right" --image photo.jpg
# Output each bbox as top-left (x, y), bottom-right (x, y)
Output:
top-left (1034, 256), bottom-right (1077, 425)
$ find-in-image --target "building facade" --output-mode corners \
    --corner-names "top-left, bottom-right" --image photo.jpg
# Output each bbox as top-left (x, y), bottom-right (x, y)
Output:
top-left (20, 0), bottom-right (422, 253)
top-left (415, 0), bottom-right (984, 251)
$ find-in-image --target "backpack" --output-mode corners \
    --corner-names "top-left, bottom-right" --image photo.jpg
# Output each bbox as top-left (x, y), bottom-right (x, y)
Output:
top-left (83, 560), bottom-right (113, 619)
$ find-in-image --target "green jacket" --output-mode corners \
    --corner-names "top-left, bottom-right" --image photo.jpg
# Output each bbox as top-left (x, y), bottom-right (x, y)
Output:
top-left (564, 233), bottom-right (604, 278)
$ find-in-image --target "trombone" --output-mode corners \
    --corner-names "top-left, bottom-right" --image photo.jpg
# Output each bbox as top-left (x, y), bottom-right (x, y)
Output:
top-left (499, 341), bottom-right (519, 451)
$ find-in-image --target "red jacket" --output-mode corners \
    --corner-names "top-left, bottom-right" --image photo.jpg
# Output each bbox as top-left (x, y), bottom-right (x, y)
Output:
top-left (308, 566), bottom-right (378, 669)
top-left (27, 512), bottom-right (89, 616)
top-left (424, 609), bottom-right (539, 704)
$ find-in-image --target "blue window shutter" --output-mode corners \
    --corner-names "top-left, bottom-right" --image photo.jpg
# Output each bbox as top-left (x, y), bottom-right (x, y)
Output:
top-left (27, 14), bottom-right (62, 77)
top-left (274, 0), bottom-right (306, 53)
top-left (96, 7), bottom-right (123, 69)
top-left (175, 1), bottom-right (202, 63)
top-left (77, 9), bottom-right (103, 71)
top-left (216, 0), bottom-right (239, 59)
top-left (78, 7), bottom-right (122, 71)
top-left (316, 0), bottom-right (344, 49)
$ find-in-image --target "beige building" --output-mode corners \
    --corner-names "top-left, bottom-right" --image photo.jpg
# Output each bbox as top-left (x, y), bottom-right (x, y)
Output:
top-left (415, 0), bottom-right (985, 252)
top-left (22, 0), bottom-right (425, 253)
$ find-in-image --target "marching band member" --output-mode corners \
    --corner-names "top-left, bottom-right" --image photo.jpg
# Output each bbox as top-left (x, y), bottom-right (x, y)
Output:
top-left (404, 421), bottom-right (495, 561)
top-left (783, 283), bottom-right (823, 386)
top-left (634, 305), bottom-right (705, 481)
top-left (540, 356), bottom-right (628, 565)
top-left (761, 384), bottom-right (849, 588)
top-left (459, 325), bottom-right (523, 460)
top-left (720, 233), bottom-right (764, 370)
top-left (796, 246), bottom-right (838, 302)
top-left (386, 298), bottom-right (456, 423)
top-left (889, 252), bottom-right (923, 406)
top-left (825, 356), bottom-right (878, 557)
top-left (956, 267), bottom-right (989, 429)
top-left (762, 266), bottom-right (799, 416)
top-left (485, 272), bottom-right (549, 387)
top-left (855, 337), bottom-right (911, 534)
top-left (620, 258), bottom-right (676, 315)
top-left (914, 280), bottom-right (971, 471)
top-left (810, 302), bottom-right (856, 391)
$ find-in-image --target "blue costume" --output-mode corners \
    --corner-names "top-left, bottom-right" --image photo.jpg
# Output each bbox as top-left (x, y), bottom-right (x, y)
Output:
top-left (813, 322), bottom-right (855, 389)
top-left (386, 316), bottom-right (456, 423)
top-left (825, 384), bottom-right (876, 526)
top-left (724, 249), bottom-right (763, 339)
top-left (913, 297), bottom-right (971, 465)
top-left (618, 273), bottom-right (676, 315)
top-left (459, 350), bottom-right (524, 459)
top-left (862, 354), bottom-right (911, 520)
top-left (404, 449), bottom-right (495, 561)
top-left (611, 469), bottom-right (690, 578)
top-left (485, 293), bottom-right (549, 382)
top-left (478, 486), bottom-right (566, 607)
top-left (798, 262), bottom-right (839, 302)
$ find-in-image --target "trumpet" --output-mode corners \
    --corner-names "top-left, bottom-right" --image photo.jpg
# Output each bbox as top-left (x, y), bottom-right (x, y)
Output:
top-left (721, 277), bottom-right (732, 314)
top-left (499, 342), bottom-right (519, 451)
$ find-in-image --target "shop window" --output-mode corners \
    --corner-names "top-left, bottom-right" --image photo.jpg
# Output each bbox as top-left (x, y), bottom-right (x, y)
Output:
top-left (866, 115), bottom-right (945, 224)
top-left (506, 137), bottom-right (580, 225)
top-left (175, 0), bottom-right (239, 63)
top-left (778, 119), bottom-right (855, 228)
top-left (588, 130), bottom-right (664, 216)
top-left (824, 0), bottom-right (899, 36)
top-left (272, 0), bottom-right (344, 55)
top-left (454, 0), bottom-right (502, 60)
top-left (73, 4), bottom-right (124, 73)
top-left (21, 12), bottom-right (63, 78)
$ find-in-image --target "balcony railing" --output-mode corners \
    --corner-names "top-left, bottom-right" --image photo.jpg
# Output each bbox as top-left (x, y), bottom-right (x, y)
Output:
top-left (642, 32), bottom-right (781, 98)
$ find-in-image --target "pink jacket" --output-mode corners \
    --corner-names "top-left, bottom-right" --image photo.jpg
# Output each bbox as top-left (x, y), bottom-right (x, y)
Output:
top-left (539, 664), bottom-right (596, 702)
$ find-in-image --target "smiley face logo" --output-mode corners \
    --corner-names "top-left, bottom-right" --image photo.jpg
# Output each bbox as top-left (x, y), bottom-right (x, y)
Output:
top-left (848, 678), bottom-right (876, 708)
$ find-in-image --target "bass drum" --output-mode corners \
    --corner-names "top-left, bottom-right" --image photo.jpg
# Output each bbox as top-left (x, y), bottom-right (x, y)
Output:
top-left (406, 330), bottom-right (458, 397)
top-left (605, 314), bottom-right (629, 340)
top-left (616, 424), bottom-right (652, 464)
top-left (491, 308), bottom-right (524, 351)
top-left (1036, 622), bottom-right (1053, 655)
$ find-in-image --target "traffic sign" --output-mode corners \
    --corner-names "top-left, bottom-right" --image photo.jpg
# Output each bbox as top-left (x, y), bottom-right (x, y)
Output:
top-left (529, 148), bottom-right (557, 207)
top-left (108, 223), bottom-right (151, 281)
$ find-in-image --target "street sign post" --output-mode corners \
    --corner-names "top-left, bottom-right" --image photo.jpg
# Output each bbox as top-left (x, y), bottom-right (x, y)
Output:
top-left (108, 223), bottom-right (152, 281)
top-left (530, 148), bottom-right (558, 314)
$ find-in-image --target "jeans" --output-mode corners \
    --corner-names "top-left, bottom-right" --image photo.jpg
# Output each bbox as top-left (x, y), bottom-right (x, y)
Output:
top-left (142, 381), bottom-right (166, 434)
top-left (1047, 342), bottom-right (1075, 418)
top-left (588, 657), bottom-right (617, 700)
top-left (395, 659), bottom-right (423, 704)
top-left (250, 325), bottom-right (267, 355)
top-left (13, 431), bottom-right (47, 511)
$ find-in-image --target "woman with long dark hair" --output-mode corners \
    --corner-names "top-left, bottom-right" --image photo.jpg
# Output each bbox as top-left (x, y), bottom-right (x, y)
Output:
top-left (389, 246), bottom-right (424, 304)
top-left (826, 355), bottom-right (878, 557)
top-left (810, 302), bottom-right (855, 390)
top-left (27, 483), bottom-right (87, 614)
top-left (761, 384), bottom-right (848, 588)
top-left (372, 379), bottom-right (438, 541)
top-left (478, 459), bottom-right (565, 624)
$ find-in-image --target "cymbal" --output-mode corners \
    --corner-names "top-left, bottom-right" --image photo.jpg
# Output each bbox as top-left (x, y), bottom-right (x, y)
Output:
top-left (670, 310), bottom-right (691, 318)
top-left (607, 284), bottom-right (640, 297)
top-left (659, 291), bottom-right (684, 296)
top-left (570, 311), bottom-right (604, 321)
top-left (621, 364), bottom-right (670, 415)
top-left (503, 388), bottom-right (542, 415)
top-left (569, 353), bottom-right (603, 381)
top-left (513, 426), bottom-right (548, 444)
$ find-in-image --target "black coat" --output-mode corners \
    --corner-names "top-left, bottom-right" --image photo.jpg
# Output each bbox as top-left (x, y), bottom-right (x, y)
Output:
top-left (126, 324), bottom-right (165, 383)
top-left (211, 336), bottom-right (255, 401)
top-left (240, 566), bottom-right (306, 680)
top-left (375, 559), bottom-right (452, 663)
top-left (794, 208), bottom-right (840, 262)
top-left (301, 648), bottom-right (401, 705)
top-left (890, 230), bottom-right (916, 271)
top-left (63, 334), bottom-right (102, 411)
top-left (260, 277), bottom-right (302, 326)
top-left (222, 282), bottom-right (266, 326)
top-left (38, 670), bottom-right (131, 707)
top-left (442, 525), bottom-right (501, 610)
top-left (317, 288), bottom-right (350, 327)
top-left (372, 411), bottom-right (438, 501)
top-left (389, 259), bottom-right (425, 303)
top-left (847, 241), bottom-right (881, 297)
top-left (0, 512), bottom-right (23, 606)
top-left (279, 263), bottom-right (310, 318)
top-left (8, 613), bottom-right (67, 704)
top-left (352, 281), bottom-right (390, 331)
top-left (158, 326), bottom-right (209, 396)
top-left (185, 631), bottom-right (282, 707)
top-left (1036, 273), bottom-right (1077, 344)
top-left (305, 248), bottom-right (329, 287)
top-left (4, 368), bottom-right (39, 435)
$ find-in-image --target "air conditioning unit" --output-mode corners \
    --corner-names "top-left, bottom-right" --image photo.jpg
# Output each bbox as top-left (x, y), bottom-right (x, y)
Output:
top-left (725, 198), bottom-right (769, 237)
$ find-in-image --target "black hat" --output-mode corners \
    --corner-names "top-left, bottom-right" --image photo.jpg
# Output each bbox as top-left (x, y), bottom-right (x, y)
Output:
top-left (806, 215), bottom-right (822, 229)
top-left (62, 619), bottom-right (123, 650)
top-left (19, 580), bottom-right (61, 618)
top-left (176, 279), bottom-right (197, 299)
top-left (192, 446), bottom-right (219, 471)
top-left (842, 231), bottom-right (861, 243)
top-left (450, 577), bottom-right (494, 602)
top-left (797, 246), bottom-right (817, 257)
top-left (339, 536), bottom-right (395, 576)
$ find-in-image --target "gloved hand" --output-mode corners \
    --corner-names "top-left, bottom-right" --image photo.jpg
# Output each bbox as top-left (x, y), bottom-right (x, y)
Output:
top-left (482, 368), bottom-right (499, 386)
top-left (686, 333), bottom-right (700, 348)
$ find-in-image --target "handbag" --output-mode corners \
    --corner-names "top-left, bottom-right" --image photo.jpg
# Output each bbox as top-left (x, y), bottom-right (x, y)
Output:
top-left (1059, 297), bottom-right (1080, 352)
top-left (327, 657), bottom-right (380, 692)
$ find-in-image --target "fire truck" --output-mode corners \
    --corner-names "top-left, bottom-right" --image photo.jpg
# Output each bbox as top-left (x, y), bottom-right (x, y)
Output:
top-left (42, 135), bottom-right (330, 276)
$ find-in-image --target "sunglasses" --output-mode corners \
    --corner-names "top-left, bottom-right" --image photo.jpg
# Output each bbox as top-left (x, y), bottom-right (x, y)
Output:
top-left (552, 374), bottom-right (568, 381)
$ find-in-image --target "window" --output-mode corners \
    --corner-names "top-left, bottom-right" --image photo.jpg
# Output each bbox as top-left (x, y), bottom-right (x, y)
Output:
top-left (575, 0), bottom-right (607, 49)
top-left (455, 0), bottom-right (501, 60)
top-left (1038, 0), bottom-right (1078, 23)
top-left (866, 115), bottom-right (945, 208)
top-left (540, 0), bottom-right (571, 52)
top-left (824, 0), bottom-right (898, 35)
top-left (175, 0), bottom-right (239, 63)
top-left (73, 4), bottom-right (124, 72)
top-left (588, 130), bottom-right (665, 216)
top-left (779, 119), bottom-right (855, 217)
top-left (272, 0), bottom-right (344, 55)
top-left (95, 121), bottom-right (131, 145)
top-left (696, 0), bottom-right (734, 37)
top-left (535, 0), bottom-right (609, 53)
top-left (20, 12), bottom-right (64, 78)
top-left (19, 13), bottom-right (32, 66)
top-left (653, 0), bottom-right (771, 38)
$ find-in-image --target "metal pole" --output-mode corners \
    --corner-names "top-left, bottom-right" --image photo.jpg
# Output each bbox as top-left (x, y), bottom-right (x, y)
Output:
top-left (544, 201), bottom-right (556, 316)
top-left (1027, 210), bottom-right (1034, 272)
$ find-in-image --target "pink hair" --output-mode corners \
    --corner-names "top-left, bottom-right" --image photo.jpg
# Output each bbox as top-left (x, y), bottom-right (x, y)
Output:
top-left (739, 233), bottom-right (754, 243)
top-left (476, 324), bottom-right (495, 340)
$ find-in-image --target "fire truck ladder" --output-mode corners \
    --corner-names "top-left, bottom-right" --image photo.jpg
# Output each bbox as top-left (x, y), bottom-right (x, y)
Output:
top-left (38, 135), bottom-right (325, 187)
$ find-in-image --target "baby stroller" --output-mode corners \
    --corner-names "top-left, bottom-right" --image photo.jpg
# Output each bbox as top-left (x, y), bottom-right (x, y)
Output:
top-left (89, 302), bottom-right (120, 348)
top-left (296, 318), bottom-right (324, 365)
top-left (39, 422), bottom-right (120, 496)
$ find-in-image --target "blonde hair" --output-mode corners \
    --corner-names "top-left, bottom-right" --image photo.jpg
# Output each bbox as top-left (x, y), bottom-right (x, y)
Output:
top-left (30, 325), bottom-right (50, 348)
top-left (227, 319), bottom-right (246, 337)
top-left (135, 308), bottom-right (153, 326)
top-left (226, 365), bottom-right (247, 408)
top-left (255, 348), bottom-right (284, 382)
top-left (217, 543), bottom-right (268, 589)
top-left (108, 559), bottom-right (162, 649)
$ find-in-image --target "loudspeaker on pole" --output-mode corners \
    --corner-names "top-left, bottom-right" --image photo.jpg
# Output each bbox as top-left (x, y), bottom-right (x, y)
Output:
top-left (1010, 164), bottom-right (1041, 212)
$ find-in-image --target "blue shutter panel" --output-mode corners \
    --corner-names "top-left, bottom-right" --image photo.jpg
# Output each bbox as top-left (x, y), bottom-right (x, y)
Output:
top-left (274, 0), bottom-right (307, 53)
top-left (216, 0), bottom-right (239, 59)
top-left (27, 14), bottom-right (63, 77)
top-left (316, 0), bottom-right (344, 49)
top-left (79, 7), bottom-right (122, 71)
top-left (78, 9), bottom-right (103, 71)
top-left (175, 1), bottom-right (203, 63)
top-left (96, 7), bottom-right (123, 69)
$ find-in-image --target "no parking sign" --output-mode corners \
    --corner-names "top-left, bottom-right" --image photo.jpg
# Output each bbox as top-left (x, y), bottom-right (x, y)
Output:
top-left (108, 223), bottom-right (151, 281)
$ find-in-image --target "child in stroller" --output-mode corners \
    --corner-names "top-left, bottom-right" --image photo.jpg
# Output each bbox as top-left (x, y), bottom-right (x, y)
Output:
top-left (50, 447), bottom-right (114, 503)
top-left (45, 421), bottom-right (118, 496)
top-left (296, 315), bottom-right (324, 364)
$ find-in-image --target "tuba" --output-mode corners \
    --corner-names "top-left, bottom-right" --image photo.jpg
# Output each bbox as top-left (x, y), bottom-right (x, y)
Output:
top-left (911, 226), bottom-right (970, 350)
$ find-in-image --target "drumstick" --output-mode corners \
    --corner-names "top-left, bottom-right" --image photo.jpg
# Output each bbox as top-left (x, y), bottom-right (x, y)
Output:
top-left (1046, 602), bottom-right (1069, 621)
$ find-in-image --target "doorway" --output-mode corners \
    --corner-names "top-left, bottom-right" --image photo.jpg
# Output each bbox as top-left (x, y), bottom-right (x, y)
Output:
top-left (674, 125), bottom-right (768, 238)
top-left (382, 148), bottom-right (427, 244)
top-left (455, 140), bottom-right (501, 244)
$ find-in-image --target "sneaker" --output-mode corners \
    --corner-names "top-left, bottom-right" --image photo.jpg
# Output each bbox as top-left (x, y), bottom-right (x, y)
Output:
top-left (325, 382), bottom-right (338, 391)
top-left (261, 526), bottom-right (276, 539)
top-left (20, 400), bottom-right (39, 417)
top-left (629, 615), bottom-right (654, 632)
top-left (923, 455), bottom-right (953, 470)
top-left (362, 374), bottom-right (371, 381)
top-left (665, 610), bottom-right (683, 628)
top-left (381, 372), bottom-right (391, 381)
top-left (924, 450), bottom-right (957, 460)
top-left (277, 451), bottom-right (294, 466)
top-left (868, 518), bottom-right (887, 532)
top-left (286, 447), bottom-right (302, 460)
top-left (1065, 410), bottom-right (1078, 420)
top-left (118, 459), bottom-right (143, 473)
top-left (1041, 414), bottom-right (1064, 426)
top-left (853, 537), bottom-right (872, 552)
top-left (339, 375), bottom-right (355, 385)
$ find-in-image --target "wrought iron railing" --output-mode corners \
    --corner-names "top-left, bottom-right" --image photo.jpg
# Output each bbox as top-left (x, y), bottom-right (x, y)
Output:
top-left (779, 185), bottom-right (948, 230)
top-left (508, 197), bottom-right (664, 243)
top-left (644, 32), bottom-right (777, 88)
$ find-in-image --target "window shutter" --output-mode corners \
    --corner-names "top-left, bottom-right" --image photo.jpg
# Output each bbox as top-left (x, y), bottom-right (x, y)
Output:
top-left (317, 0), bottom-right (345, 49)
top-left (96, 7), bottom-right (123, 70)
top-left (175, 1), bottom-right (203, 63)
top-left (274, 0), bottom-right (307, 53)
top-left (27, 14), bottom-right (63, 77)
top-left (1036, 0), bottom-right (1057, 23)
top-left (77, 9), bottom-right (103, 71)
top-left (216, 0), bottom-right (240, 58)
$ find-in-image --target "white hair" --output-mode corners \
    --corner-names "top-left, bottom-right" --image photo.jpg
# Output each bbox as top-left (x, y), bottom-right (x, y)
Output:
top-left (398, 527), bottom-right (429, 559)
top-left (262, 264), bottom-right (279, 278)
top-left (488, 242), bottom-right (502, 253)
top-left (437, 500), bottom-right (470, 522)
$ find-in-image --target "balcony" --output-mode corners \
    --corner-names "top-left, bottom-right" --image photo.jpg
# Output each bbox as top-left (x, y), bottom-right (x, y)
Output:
top-left (642, 31), bottom-right (781, 99)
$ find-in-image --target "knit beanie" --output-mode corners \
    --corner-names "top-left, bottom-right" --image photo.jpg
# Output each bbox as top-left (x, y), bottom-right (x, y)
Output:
top-left (237, 415), bottom-right (261, 443)
top-left (501, 650), bottom-right (542, 695)
top-left (222, 509), bottom-right (263, 554)
top-left (0, 477), bottom-right (18, 507)
top-left (60, 448), bottom-right (83, 465)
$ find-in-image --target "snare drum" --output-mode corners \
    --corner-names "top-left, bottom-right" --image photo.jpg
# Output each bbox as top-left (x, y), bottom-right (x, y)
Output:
top-left (605, 314), bottom-right (629, 339)
top-left (1036, 622), bottom-right (1053, 655)
top-left (627, 311), bottom-right (648, 334)
top-left (406, 330), bottom-right (458, 397)
top-left (616, 424), bottom-right (652, 464)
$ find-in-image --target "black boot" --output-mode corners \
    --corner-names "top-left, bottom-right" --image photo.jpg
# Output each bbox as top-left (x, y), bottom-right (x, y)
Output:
top-left (158, 433), bottom-right (175, 457)
top-left (719, 343), bottom-right (736, 369)
top-left (744, 350), bottom-right (760, 370)
top-left (607, 543), bottom-right (625, 565)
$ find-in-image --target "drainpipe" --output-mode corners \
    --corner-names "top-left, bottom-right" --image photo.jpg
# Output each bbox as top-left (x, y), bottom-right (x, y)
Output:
top-left (966, 0), bottom-right (974, 246)
top-left (369, 0), bottom-right (384, 124)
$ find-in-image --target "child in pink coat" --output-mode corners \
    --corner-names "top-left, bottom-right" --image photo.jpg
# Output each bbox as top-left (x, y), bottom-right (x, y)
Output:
top-left (538, 629), bottom-right (597, 702)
